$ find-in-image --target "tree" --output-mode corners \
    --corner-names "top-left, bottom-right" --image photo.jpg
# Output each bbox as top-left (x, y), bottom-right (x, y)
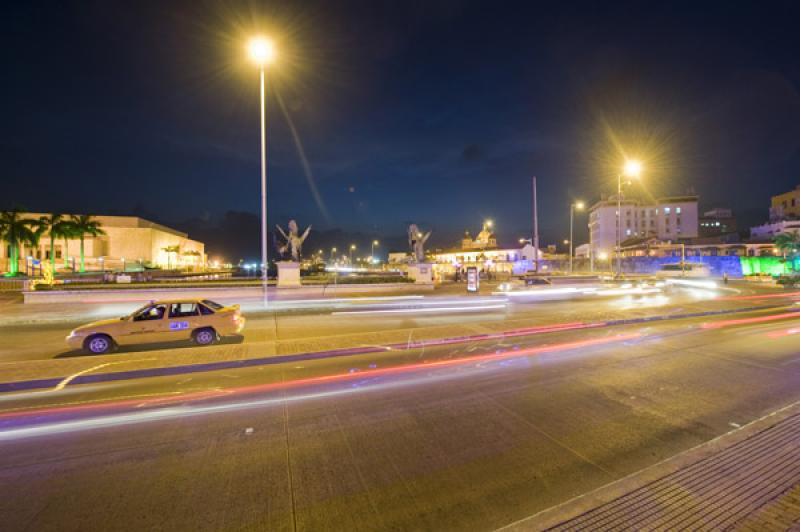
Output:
top-left (70, 215), bottom-right (106, 273)
top-left (774, 230), bottom-right (800, 271)
top-left (39, 213), bottom-right (70, 272)
top-left (60, 219), bottom-right (76, 269)
top-left (0, 209), bottom-right (43, 276)
top-left (162, 245), bottom-right (181, 270)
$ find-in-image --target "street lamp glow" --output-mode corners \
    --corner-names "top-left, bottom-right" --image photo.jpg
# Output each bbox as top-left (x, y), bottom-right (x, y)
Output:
top-left (373, 240), bottom-right (379, 246)
top-left (248, 37), bottom-right (275, 65)
top-left (623, 160), bottom-right (642, 178)
top-left (485, 220), bottom-right (493, 228)
top-left (574, 201), bottom-right (585, 210)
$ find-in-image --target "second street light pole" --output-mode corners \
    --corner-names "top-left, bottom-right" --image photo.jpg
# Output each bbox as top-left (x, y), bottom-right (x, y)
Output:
top-left (259, 64), bottom-right (268, 307)
top-left (532, 176), bottom-right (540, 273)
top-left (570, 201), bottom-right (584, 274)
top-left (569, 204), bottom-right (574, 273)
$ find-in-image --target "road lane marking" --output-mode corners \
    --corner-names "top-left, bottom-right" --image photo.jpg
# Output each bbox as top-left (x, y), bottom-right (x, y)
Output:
top-left (331, 304), bottom-right (507, 315)
top-left (53, 358), bottom-right (157, 392)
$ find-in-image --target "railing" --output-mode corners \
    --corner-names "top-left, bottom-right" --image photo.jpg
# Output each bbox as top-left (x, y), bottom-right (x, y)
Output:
top-left (0, 279), bottom-right (25, 291)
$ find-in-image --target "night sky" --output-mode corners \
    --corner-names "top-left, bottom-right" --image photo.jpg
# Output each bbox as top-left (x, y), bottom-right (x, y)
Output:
top-left (3, 1), bottom-right (800, 255)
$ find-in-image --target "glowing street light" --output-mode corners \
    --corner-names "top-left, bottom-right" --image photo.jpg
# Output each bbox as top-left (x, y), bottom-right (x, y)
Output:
top-left (616, 160), bottom-right (643, 277)
top-left (569, 200), bottom-right (585, 273)
top-left (248, 37), bottom-right (276, 66)
top-left (624, 160), bottom-right (642, 178)
top-left (247, 36), bottom-right (276, 307)
top-left (349, 244), bottom-right (356, 264)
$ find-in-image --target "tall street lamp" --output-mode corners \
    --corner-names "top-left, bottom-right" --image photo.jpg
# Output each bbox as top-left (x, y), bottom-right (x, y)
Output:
top-left (248, 36), bottom-right (276, 307)
top-left (371, 240), bottom-right (379, 263)
top-left (569, 201), bottom-right (585, 273)
top-left (349, 244), bottom-right (356, 264)
top-left (616, 160), bottom-right (642, 278)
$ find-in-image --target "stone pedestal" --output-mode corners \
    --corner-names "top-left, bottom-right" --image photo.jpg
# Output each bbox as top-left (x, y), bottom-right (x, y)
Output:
top-left (277, 261), bottom-right (301, 288)
top-left (408, 263), bottom-right (434, 285)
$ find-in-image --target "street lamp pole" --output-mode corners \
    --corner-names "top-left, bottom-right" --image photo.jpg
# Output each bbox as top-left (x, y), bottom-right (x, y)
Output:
top-left (371, 240), bottom-right (379, 263)
top-left (569, 204), bottom-right (576, 273)
top-left (248, 37), bottom-right (275, 307)
top-left (258, 64), bottom-right (268, 307)
top-left (616, 172), bottom-right (622, 278)
top-left (532, 176), bottom-right (540, 273)
top-left (615, 160), bottom-right (642, 278)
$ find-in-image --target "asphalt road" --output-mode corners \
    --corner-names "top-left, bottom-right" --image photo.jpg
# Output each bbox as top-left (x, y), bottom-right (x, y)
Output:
top-left (2, 303), bottom-right (800, 531)
top-left (0, 282), bottom-right (788, 365)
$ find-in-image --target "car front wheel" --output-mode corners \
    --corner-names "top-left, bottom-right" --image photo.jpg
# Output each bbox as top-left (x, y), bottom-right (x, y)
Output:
top-left (84, 334), bottom-right (114, 354)
top-left (193, 328), bottom-right (218, 346)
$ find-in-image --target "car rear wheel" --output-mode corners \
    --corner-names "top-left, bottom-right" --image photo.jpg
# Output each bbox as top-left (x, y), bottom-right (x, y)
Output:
top-left (193, 327), bottom-right (218, 346)
top-left (84, 334), bottom-right (114, 354)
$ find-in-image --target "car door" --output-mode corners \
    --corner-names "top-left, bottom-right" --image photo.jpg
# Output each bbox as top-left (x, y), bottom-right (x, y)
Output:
top-left (127, 304), bottom-right (169, 344)
top-left (166, 302), bottom-right (201, 341)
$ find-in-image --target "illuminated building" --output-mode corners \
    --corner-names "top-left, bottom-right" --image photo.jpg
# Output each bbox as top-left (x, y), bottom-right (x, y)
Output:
top-left (769, 184), bottom-right (800, 221)
top-left (588, 195), bottom-right (699, 259)
top-left (0, 214), bottom-right (205, 272)
top-left (699, 208), bottom-right (737, 237)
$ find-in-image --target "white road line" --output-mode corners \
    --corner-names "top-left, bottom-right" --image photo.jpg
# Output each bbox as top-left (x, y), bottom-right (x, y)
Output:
top-left (331, 304), bottom-right (507, 316)
top-left (52, 358), bottom-right (157, 392)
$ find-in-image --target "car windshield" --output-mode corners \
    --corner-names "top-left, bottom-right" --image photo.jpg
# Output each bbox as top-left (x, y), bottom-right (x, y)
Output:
top-left (201, 299), bottom-right (225, 310)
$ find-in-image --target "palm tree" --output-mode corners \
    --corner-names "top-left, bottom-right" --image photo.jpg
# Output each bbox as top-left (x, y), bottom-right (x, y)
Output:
top-left (162, 245), bottom-right (181, 270)
top-left (775, 231), bottom-right (800, 270)
top-left (39, 213), bottom-right (70, 272)
top-left (70, 215), bottom-right (106, 273)
top-left (0, 209), bottom-right (42, 276)
top-left (60, 219), bottom-right (76, 269)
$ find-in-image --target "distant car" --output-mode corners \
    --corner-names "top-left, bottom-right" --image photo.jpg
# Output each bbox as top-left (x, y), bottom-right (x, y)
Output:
top-left (522, 275), bottom-right (552, 286)
top-left (66, 299), bottom-right (246, 354)
top-left (656, 262), bottom-right (711, 278)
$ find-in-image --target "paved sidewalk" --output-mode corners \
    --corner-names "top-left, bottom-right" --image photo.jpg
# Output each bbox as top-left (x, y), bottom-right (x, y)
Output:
top-left (506, 402), bottom-right (800, 531)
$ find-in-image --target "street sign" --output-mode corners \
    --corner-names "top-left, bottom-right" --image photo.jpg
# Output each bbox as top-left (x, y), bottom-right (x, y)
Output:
top-left (466, 266), bottom-right (479, 293)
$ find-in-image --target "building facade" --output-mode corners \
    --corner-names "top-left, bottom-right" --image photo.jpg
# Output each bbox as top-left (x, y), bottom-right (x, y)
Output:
top-left (699, 208), bottom-right (737, 237)
top-left (588, 195), bottom-right (699, 258)
top-left (750, 219), bottom-right (800, 240)
top-left (770, 185), bottom-right (800, 221)
top-left (0, 214), bottom-right (205, 273)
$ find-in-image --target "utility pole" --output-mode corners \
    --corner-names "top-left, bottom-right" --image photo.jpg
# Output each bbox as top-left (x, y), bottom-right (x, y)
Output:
top-left (532, 176), bottom-right (540, 273)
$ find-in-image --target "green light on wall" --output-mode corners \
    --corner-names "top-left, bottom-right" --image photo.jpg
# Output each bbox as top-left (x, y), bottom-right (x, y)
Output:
top-left (740, 256), bottom-right (794, 276)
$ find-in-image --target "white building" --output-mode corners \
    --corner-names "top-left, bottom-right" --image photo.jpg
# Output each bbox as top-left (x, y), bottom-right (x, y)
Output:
top-left (750, 219), bottom-right (800, 240)
top-left (0, 213), bottom-right (205, 273)
top-left (588, 195), bottom-right (699, 258)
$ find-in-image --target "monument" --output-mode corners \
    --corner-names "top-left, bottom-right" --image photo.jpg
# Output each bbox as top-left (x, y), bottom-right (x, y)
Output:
top-left (275, 219), bottom-right (311, 288)
top-left (407, 224), bottom-right (433, 284)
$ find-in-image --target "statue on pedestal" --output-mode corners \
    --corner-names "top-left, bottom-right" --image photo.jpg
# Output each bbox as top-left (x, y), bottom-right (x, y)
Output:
top-left (275, 220), bottom-right (311, 262)
top-left (408, 224), bottom-right (431, 263)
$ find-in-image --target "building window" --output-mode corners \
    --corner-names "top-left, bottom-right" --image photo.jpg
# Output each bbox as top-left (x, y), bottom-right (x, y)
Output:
top-left (664, 207), bottom-right (671, 214)
top-left (676, 207), bottom-right (682, 214)
top-left (677, 217), bottom-right (681, 226)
